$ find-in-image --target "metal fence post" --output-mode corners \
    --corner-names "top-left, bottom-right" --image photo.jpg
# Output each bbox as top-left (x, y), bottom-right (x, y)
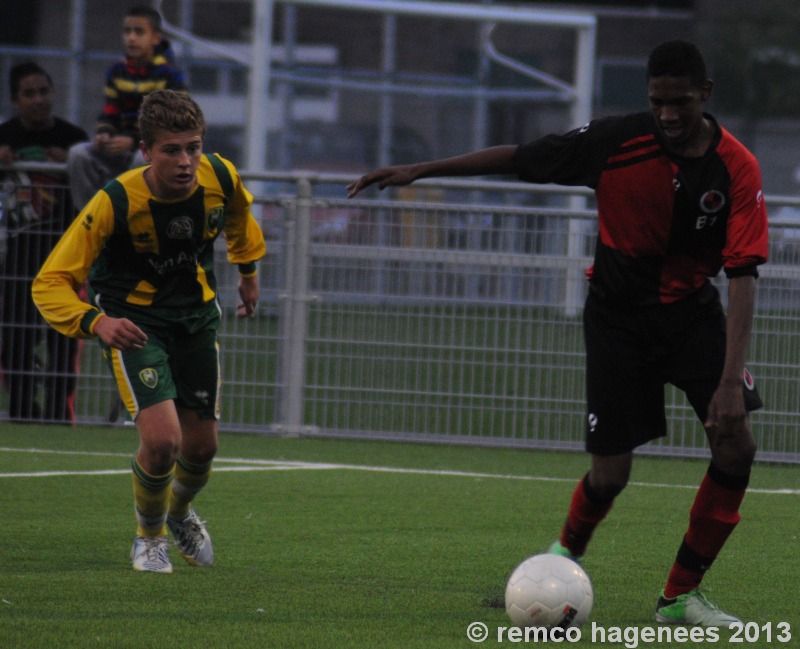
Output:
top-left (281, 176), bottom-right (314, 436)
top-left (270, 194), bottom-right (296, 434)
top-left (0, 191), bottom-right (8, 268)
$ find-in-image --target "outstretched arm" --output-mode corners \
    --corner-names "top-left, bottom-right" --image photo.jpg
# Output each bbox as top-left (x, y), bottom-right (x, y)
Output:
top-left (346, 145), bottom-right (518, 198)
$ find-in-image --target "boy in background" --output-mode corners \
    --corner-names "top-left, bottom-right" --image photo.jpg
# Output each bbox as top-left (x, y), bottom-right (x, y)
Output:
top-left (68, 5), bottom-right (186, 209)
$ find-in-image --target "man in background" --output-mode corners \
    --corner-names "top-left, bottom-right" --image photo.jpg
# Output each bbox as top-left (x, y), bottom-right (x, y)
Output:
top-left (0, 61), bottom-right (88, 421)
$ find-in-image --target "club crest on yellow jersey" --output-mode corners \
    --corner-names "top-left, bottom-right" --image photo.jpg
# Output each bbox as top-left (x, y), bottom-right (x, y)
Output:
top-left (206, 206), bottom-right (224, 235)
top-left (167, 215), bottom-right (194, 239)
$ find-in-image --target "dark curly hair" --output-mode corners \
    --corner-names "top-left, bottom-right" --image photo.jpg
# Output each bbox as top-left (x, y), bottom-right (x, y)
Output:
top-left (9, 61), bottom-right (52, 99)
top-left (647, 40), bottom-right (708, 89)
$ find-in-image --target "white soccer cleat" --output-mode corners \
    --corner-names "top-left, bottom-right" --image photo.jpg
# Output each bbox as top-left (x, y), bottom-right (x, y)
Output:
top-left (655, 589), bottom-right (740, 627)
top-left (167, 508), bottom-right (214, 567)
top-left (131, 536), bottom-right (173, 573)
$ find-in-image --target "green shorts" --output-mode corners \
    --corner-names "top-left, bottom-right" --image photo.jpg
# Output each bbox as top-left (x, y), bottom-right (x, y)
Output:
top-left (100, 325), bottom-right (221, 421)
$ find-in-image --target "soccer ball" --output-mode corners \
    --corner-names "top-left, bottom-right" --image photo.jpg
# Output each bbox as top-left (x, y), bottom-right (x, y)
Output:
top-left (505, 553), bottom-right (593, 628)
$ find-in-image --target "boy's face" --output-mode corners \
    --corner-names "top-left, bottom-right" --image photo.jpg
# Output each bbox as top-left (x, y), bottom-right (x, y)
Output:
top-left (648, 75), bottom-right (712, 155)
top-left (13, 73), bottom-right (54, 130)
top-left (141, 128), bottom-right (203, 200)
top-left (123, 16), bottom-right (161, 63)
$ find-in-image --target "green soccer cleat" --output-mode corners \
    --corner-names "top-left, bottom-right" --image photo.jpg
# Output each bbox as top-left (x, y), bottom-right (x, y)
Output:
top-left (548, 539), bottom-right (584, 565)
top-left (655, 589), bottom-right (740, 627)
top-left (167, 508), bottom-right (214, 567)
top-left (131, 536), bottom-right (173, 573)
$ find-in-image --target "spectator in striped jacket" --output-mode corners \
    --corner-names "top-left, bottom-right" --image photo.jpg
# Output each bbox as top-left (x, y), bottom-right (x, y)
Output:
top-left (67, 5), bottom-right (186, 209)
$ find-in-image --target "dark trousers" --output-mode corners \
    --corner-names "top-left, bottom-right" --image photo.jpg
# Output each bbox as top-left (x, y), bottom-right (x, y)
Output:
top-left (1, 231), bottom-right (78, 422)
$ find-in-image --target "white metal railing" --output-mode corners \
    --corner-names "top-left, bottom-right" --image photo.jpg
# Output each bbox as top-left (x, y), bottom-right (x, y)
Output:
top-left (2, 165), bottom-right (799, 463)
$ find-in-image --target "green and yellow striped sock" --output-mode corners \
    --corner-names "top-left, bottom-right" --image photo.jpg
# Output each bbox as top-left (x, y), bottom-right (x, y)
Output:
top-left (169, 456), bottom-right (212, 521)
top-left (131, 460), bottom-right (173, 538)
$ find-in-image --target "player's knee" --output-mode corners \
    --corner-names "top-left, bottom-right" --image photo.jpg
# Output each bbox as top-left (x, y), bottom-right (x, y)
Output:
top-left (588, 454), bottom-right (632, 502)
top-left (712, 436), bottom-right (757, 475)
top-left (593, 480), bottom-right (626, 502)
top-left (586, 474), bottom-right (627, 502)
top-left (142, 439), bottom-right (181, 473)
top-left (189, 441), bottom-right (217, 465)
top-left (181, 430), bottom-right (218, 465)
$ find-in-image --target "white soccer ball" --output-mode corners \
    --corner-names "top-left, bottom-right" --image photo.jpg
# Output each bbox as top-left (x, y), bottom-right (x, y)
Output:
top-left (505, 553), bottom-right (593, 628)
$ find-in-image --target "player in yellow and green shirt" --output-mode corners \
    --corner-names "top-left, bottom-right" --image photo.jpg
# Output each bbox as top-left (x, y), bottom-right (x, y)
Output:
top-left (33, 89), bottom-right (266, 573)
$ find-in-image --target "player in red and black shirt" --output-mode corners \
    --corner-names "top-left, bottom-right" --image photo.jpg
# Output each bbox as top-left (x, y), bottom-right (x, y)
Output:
top-left (347, 40), bottom-right (768, 627)
top-left (515, 111), bottom-right (766, 306)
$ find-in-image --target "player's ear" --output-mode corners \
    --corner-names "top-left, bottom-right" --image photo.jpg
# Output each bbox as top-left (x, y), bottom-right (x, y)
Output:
top-left (701, 79), bottom-right (713, 101)
top-left (140, 141), bottom-right (151, 163)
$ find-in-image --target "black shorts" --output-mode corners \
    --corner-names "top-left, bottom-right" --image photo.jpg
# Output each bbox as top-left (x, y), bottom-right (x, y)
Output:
top-left (583, 283), bottom-right (762, 455)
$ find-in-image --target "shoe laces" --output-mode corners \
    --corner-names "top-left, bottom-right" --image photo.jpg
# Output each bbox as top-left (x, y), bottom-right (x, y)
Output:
top-left (185, 513), bottom-right (207, 534)
top-left (692, 589), bottom-right (722, 612)
top-left (173, 514), bottom-right (207, 548)
top-left (686, 588), bottom-right (739, 626)
top-left (138, 537), bottom-right (168, 562)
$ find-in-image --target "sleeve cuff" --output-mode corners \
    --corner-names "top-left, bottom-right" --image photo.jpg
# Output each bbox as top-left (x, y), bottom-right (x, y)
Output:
top-left (80, 310), bottom-right (104, 336)
top-left (238, 262), bottom-right (258, 277)
top-left (724, 264), bottom-right (759, 279)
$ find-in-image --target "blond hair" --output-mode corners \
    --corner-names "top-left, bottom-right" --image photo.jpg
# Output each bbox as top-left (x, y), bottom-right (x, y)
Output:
top-left (138, 89), bottom-right (206, 146)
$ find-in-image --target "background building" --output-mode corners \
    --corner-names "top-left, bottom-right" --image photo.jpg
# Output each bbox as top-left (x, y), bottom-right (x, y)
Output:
top-left (2, 0), bottom-right (800, 192)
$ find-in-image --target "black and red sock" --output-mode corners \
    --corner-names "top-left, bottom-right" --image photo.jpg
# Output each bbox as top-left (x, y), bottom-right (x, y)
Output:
top-left (664, 463), bottom-right (749, 598)
top-left (559, 473), bottom-right (615, 557)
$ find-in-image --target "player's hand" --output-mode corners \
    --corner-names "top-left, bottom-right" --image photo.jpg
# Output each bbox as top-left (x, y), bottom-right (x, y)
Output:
top-left (704, 380), bottom-right (746, 443)
top-left (346, 165), bottom-right (417, 198)
top-left (237, 275), bottom-right (259, 318)
top-left (93, 315), bottom-right (148, 351)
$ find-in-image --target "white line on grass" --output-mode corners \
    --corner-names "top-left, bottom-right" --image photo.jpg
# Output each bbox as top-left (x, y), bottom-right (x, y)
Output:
top-left (0, 465), bottom-right (321, 478)
top-left (219, 460), bottom-right (800, 496)
top-left (0, 446), bottom-right (797, 495)
top-left (0, 446), bottom-right (132, 458)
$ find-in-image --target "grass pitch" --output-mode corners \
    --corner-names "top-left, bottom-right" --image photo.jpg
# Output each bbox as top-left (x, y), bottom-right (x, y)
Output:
top-left (0, 423), bottom-right (797, 648)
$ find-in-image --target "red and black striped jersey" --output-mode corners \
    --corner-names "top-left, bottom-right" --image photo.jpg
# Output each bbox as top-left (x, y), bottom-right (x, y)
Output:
top-left (513, 112), bottom-right (768, 305)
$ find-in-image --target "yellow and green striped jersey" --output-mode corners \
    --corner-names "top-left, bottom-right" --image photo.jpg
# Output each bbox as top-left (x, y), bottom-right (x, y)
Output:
top-left (33, 153), bottom-right (266, 338)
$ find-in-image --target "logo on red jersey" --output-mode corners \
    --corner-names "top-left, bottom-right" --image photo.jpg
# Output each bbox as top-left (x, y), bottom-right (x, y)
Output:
top-left (699, 190), bottom-right (726, 214)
